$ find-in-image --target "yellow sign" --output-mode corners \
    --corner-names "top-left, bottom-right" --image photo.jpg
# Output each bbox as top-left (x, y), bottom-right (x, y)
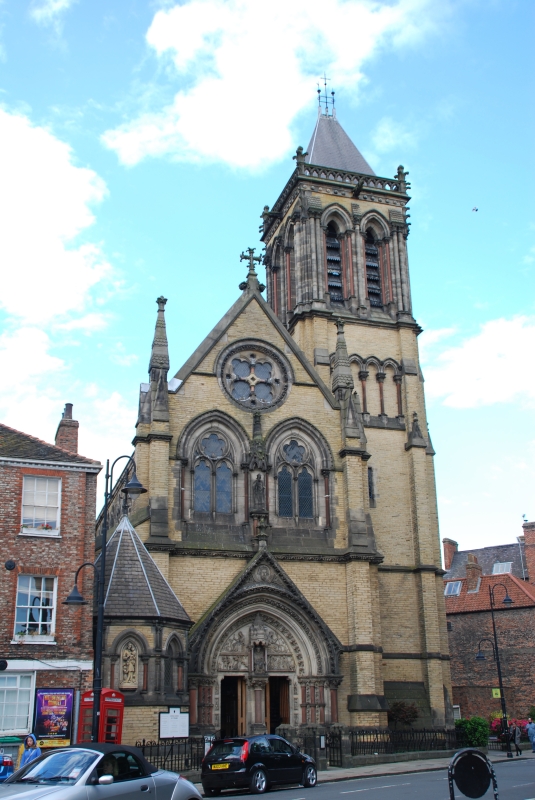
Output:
top-left (492, 689), bottom-right (501, 699)
top-left (39, 739), bottom-right (71, 748)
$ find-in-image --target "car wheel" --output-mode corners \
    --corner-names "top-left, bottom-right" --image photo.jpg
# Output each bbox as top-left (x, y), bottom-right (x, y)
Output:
top-left (303, 764), bottom-right (317, 788)
top-left (250, 768), bottom-right (268, 794)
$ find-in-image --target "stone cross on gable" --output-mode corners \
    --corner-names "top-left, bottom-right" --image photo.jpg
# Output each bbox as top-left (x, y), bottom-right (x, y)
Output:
top-left (240, 247), bottom-right (262, 273)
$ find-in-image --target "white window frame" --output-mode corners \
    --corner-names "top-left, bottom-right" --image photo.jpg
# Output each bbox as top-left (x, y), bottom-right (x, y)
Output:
top-left (492, 562), bottom-right (512, 574)
top-left (444, 581), bottom-right (462, 596)
top-left (0, 672), bottom-right (36, 735)
top-left (12, 575), bottom-right (58, 644)
top-left (453, 704), bottom-right (461, 720)
top-left (20, 476), bottom-right (62, 537)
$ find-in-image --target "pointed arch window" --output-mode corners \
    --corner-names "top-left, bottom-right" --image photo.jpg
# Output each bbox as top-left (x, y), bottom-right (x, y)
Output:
top-left (297, 468), bottom-right (313, 518)
top-left (278, 466), bottom-right (293, 517)
top-left (365, 230), bottom-right (383, 308)
top-left (325, 223), bottom-right (344, 304)
top-left (215, 462), bottom-right (232, 513)
top-left (194, 461), bottom-right (211, 512)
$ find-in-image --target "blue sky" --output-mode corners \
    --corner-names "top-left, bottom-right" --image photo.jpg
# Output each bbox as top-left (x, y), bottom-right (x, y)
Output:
top-left (0, 0), bottom-right (533, 553)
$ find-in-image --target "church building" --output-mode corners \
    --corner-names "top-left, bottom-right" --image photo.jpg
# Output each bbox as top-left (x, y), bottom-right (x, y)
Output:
top-left (98, 104), bottom-right (453, 743)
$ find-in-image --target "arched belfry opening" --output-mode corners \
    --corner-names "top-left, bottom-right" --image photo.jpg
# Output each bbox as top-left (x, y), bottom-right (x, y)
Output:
top-left (365, 228), bottom-right (383, 308)
top-left (325, 222), bottom-right (344, 304)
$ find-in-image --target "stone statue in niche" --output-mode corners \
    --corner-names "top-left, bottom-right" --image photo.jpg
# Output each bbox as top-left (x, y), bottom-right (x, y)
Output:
top-left (252, 474), bottom-right (265, 510)
top-left (253, 644), bottom-right (266, 673)
top-left (120, 642), bottom-right (138, 687)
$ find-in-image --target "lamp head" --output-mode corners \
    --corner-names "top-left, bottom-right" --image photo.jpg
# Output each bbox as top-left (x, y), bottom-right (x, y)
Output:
top-left (503, 592), bottom-right (514, 605)
top-left (63, 584), bottom-right (87, 605)
top-left (121, 471), bottom-right (147, 498)
top-left (475, 650), bottom-right (486, 661)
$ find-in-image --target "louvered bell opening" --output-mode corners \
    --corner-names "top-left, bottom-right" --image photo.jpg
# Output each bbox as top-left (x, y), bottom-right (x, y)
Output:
top-left (365, 232), bottom-right (383, 308)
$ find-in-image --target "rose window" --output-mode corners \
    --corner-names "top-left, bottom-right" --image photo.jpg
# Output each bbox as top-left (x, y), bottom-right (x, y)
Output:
top-left (217, 341), bottom-right (291, 412)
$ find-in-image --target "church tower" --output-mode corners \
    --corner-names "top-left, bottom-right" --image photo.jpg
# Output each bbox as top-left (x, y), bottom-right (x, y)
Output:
top-left (103, 101), bottom-right (452, 741)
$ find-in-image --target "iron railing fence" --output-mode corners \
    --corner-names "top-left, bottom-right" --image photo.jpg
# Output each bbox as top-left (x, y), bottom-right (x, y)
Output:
top-left (349, 728), bottom-right (459, 756)
top-left (135, 738), bottom-right (208, 772)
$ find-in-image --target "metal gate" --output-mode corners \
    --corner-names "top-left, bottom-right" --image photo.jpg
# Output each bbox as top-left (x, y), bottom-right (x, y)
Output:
top-left (326, 729), bottom-right (342, 767)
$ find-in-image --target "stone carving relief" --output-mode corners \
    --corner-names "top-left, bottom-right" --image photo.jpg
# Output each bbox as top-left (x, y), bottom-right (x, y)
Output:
top-left (217, 631), bottom-right (248, 672)
top-left (120, 642), bottom-right (138, 688)
top-left (213, 615), bottom-right (296, 675)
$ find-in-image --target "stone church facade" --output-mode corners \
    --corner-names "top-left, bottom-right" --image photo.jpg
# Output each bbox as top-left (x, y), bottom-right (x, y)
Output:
top-left (99, 108), bottom-right (452, 742)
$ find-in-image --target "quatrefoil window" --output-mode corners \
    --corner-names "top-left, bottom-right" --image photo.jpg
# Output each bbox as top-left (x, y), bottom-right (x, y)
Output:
top-left (283, 440), bottom-right (305, 464)
top-left (218, 341), bottom-right (291, 412)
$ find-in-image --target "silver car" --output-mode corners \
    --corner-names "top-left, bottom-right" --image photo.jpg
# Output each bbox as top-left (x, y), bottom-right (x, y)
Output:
top-left (0, 744), bottom-right (202, 800)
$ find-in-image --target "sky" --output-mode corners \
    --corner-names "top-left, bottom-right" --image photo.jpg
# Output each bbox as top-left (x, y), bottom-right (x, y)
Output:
top-left (0, 0), bottom-right (533, 554)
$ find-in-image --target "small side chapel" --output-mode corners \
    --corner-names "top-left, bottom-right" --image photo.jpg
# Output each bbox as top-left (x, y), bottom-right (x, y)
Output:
top-left (98, 104), bottom-right (453, 742)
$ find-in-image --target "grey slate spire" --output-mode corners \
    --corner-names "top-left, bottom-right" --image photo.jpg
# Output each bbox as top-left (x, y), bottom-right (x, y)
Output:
top-left (99, 516), bottom-right (190, 624)
top-left (306, 112), bottom-right (375, 176)
top-left (149, 296), bottom-right (170, 423)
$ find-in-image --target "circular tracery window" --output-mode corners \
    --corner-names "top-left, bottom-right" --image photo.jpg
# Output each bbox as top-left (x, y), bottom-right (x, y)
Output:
top-left (216, 340), bottom-right (292, 412)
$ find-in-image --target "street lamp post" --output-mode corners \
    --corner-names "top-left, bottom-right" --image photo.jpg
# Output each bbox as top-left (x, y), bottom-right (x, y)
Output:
top-left (63, 455), bottom-right (146, 742)
top-left (475, 582), bottom-right (514, 759)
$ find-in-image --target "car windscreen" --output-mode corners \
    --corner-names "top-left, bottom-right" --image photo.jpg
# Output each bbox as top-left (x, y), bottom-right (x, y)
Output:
top-left (8, 750), bottom-right (99, 784)
top-left (207, 741), bottom-right (245, 759)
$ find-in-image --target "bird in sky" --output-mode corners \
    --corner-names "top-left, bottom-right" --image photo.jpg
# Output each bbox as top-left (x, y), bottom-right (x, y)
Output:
top-left (472, 207), bottom-right (478, 212)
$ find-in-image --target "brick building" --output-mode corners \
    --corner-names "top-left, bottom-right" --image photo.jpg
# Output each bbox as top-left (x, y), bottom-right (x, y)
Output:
top-left (98, 106), bottom-right (452, 741)
top-left (0, 405), bottom-right (101, 739)
top-left (443, 522), bottom-right (535, 719)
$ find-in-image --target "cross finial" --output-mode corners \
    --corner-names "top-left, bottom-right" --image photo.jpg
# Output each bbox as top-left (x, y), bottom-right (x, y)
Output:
top-left (317, 73), bottom-right (335, 116)
top-left (240, 247), bottom-right (262, 274)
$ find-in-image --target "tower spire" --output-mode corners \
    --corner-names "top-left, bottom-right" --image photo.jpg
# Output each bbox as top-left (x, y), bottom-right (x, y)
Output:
top-left (149, 296), bottom-right (170, 373)
top-left (331, 319), bottom-right (354, 398)
top-left (149, 296), bottom-right (170, 423)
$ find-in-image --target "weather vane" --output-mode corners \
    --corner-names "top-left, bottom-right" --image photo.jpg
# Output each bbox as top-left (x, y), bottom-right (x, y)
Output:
top-left (317, 72), bottom-right (335, 116)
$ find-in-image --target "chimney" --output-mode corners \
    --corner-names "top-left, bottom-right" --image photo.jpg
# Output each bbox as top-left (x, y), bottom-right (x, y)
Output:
top-left (443, 538), bottom-right (458, 571)
top-left (55, 403), bottom-right (79, 454)
top-left (466, 553), bottom-right (482, 591)
top-left (523, 520), bottom-right (535, 584)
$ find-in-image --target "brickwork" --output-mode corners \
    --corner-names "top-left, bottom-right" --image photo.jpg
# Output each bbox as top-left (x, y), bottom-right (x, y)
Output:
top-left (448, 606), bottom-right (535, 719)
top-left (0, 413), bottom-right (100, 737)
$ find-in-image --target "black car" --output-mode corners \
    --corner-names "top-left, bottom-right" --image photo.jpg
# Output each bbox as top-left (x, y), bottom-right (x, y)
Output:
top-left (201, 734), bottom-right (317, 795)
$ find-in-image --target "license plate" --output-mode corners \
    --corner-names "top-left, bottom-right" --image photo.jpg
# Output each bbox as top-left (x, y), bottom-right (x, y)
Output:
top-left (211, 763), bottom-right (229, 770)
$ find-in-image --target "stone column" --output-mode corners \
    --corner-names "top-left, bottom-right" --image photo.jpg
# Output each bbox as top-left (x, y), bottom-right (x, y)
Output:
top-left (249, 678), bottom-right (268, 734)
top-left (388, 234), bottom-right (403, 312)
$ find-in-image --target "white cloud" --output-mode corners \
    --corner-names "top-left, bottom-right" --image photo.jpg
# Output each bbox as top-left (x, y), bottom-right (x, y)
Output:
top-left (523, 246), bottom-right (535, 265)
top-left (372, 116), bottom-right (419, 154)
top-left (102, 0), bottom-right (451, 170)
top-left (0, 108), bottom-right (111, 323)
top-left (0, 106), bottom-right (135, 496)
top-left (29, 0), bottom-right (77, 27)
top-left (423, 317), bottom-right (535, 408)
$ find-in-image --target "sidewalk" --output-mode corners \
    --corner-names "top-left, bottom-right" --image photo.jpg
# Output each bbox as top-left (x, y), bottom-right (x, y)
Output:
top-left (313, 751), bottom-right (528, 784)
top-left (189, 750), bottom-right (531, 788)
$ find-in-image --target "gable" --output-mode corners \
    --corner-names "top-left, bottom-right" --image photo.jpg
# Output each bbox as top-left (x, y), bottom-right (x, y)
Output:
top-left (189, 548), bottom-right (342, 675)
top-left (173, 284), bottom-right (338, 411)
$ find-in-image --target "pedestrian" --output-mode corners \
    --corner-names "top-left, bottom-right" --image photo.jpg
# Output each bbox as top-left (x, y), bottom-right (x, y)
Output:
top-left (509, 721), bottom-right (522, 757)
top-left (526, 717), bottom-right (535, 753)
top-left (19, 734), bottom-right (41, 768)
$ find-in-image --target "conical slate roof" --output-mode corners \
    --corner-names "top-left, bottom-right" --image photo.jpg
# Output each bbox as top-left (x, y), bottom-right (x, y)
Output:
top-left (306, 113), bottom-right (375, 176)
top-left (98, 516), bottom-right (190, 624)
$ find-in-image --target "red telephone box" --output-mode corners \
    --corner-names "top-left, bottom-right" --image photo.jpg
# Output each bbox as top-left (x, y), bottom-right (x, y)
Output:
top-left (77, 689), bottom-right (124, 744)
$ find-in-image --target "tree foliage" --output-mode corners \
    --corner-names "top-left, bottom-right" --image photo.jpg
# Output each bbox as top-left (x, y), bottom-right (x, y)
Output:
top-left (455, 716), bottom-right (490, 747)
top-left (387, 701), bottom-right (419, 727)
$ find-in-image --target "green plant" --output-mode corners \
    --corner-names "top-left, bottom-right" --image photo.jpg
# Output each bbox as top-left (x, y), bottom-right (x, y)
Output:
top-left (455, 716), bottom-right (490, 747)
top-left (387, 701), bottom-right (419, 728)
top-left (527, 706), bottom-right (535, 720)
